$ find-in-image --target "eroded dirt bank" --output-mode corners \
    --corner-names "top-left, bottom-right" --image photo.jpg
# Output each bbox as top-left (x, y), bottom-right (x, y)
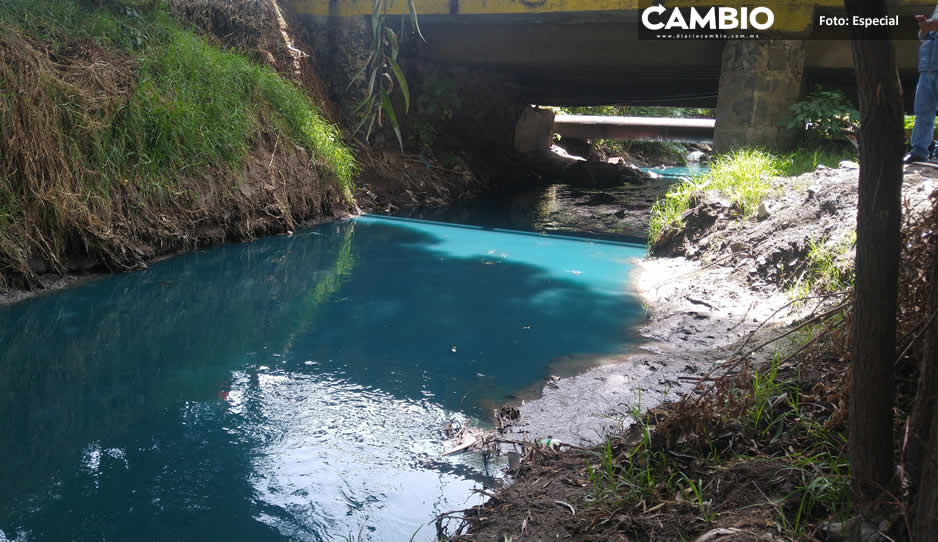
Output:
top-left (445, 162), bottom-right (938, 540)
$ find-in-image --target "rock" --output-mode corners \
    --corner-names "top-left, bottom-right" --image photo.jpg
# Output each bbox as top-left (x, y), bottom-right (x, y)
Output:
top-left (549, 144), bottom-right (586, 162)
top-left (820, 521), bottom-right (846, 542)
top-left (729, 241), bottom-right (750, 253)
top-left (553, 137), bottom-right (592, 158)
top-left (845, 517), bottom-right (888, 542)
top-left (562, 161), bottom-right (648, 188)
top-left (686, 150), bottom-right (707, 163)
top-left (838, 160), bottom-right (859, 169)
top-left (614, 209), bottom-right (626, 218)
top-left (680, 198), bottom-right (724, 235)
top-left (757, 201), bottom-right (770, 220)
top-left (498, 405), bottom-right (520, 420)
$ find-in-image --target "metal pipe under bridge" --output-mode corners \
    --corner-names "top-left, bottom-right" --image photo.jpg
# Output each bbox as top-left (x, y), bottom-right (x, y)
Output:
top-left (553, 115), bottom-right (715, 144)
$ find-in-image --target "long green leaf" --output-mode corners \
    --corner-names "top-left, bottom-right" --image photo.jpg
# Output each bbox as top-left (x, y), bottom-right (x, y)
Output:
top-left (352, 92), bottom-right (375, 115)
top-left (388, 57), bottom-right (409, 113)
top-left (407, 0), bottom-right (426, 42)
top-left (365, 65), bottom-right (378, 100)
top-left (372, 0), bottom-right (381, 34)
top-left (385, 27), bottom-right (399, 63)
top-left (352, 95), bottom-right (377, 134)
top-left (379, 89), bottom-right (403, 150)
top-left (373, 13), bottom-right (385, 45)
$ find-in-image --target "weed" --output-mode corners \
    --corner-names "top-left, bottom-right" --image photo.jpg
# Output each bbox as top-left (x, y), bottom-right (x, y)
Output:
top-left (647, 178), bottom-right (700, 243)
top-left (747, 352), bottom-right (783, 432)
top-left (587, 440), bottom-right (619, 501)
top-left (781, 147), bottom-right (857, 177)
top-left (707, 148), bottom-right (782, 216)
top-left (681, 475), bottom-right (715, 524)
top-left (787, 233), bottom-right (856, 302)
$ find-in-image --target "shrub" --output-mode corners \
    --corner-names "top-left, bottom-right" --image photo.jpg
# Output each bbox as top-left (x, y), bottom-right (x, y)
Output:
top-left (784, 88), bottom-right (859, 144)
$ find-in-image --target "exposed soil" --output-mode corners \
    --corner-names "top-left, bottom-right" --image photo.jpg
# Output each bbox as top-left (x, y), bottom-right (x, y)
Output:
top-left (352, 148), bottom-right (490, 214)
top-left (653, 161), bottom-right (938, 291)
top-left (444, 162), bottom-right (938, 541)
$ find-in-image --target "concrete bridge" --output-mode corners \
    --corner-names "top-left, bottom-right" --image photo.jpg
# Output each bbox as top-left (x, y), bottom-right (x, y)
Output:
top-left (287, 0), bottom-right (932, 152)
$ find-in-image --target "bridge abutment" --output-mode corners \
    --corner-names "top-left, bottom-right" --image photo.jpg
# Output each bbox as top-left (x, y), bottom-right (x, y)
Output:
top-left (713, 40), bottom-right (806, 153)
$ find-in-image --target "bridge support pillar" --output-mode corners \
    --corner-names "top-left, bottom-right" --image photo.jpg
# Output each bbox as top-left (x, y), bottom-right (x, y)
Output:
top-left (514, 107), bottom-right (555, 154)
top-left (713, 40), bottom-right (806, 153)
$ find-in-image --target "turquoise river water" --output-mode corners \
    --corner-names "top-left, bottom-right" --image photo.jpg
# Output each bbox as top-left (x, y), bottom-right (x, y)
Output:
top-left (0, 213), bottom-right (647, 541)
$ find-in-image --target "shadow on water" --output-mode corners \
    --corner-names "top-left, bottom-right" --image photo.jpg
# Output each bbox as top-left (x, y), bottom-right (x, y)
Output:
top-left (0, 216), bottom-right (645, 541)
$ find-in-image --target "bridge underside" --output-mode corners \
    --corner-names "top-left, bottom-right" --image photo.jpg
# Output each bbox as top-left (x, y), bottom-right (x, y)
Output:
top-left (416, 21), bottom-right (920, 111)
top-left (291, 4), bottom-right (925, 154)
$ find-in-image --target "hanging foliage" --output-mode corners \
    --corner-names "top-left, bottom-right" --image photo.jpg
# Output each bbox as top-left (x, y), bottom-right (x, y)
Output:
top-left (348, 0), bottom-right (423, 150)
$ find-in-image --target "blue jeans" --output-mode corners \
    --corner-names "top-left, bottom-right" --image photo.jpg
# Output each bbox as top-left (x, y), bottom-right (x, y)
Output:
top-left (911, 71), bottom-right (938, 158)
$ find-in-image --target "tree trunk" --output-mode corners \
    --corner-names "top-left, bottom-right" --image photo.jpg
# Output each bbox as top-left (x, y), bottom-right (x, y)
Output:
top-left (844, 0), bottom-right (905, 520)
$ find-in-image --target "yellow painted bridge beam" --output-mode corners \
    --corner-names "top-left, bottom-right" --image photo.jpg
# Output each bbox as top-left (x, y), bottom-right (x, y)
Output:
top-left (292, 0), bottom-right (935, 33)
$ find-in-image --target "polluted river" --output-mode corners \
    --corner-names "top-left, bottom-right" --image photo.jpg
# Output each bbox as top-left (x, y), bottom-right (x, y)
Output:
top-left (0, 172), bottom-right (694, 541)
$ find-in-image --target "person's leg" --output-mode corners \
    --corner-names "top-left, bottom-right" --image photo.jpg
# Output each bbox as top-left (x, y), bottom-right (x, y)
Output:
top-left (911, 72), bottom-right (938, 159)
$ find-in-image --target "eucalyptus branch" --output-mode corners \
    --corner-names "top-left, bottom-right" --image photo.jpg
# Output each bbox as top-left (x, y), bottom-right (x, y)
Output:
top-left (350, 0), bottom-right (423, 150)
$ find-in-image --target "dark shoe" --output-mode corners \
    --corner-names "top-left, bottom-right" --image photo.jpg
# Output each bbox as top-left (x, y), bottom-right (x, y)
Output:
top-left (904, 152), bottom-right (928, 163)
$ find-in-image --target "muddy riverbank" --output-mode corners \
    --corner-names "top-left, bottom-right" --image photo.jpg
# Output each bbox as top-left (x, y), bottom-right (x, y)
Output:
top-left (498, 161), bottom-right (938, 448)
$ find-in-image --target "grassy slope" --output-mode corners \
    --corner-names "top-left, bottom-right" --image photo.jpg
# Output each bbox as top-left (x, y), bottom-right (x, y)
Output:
top-left (0, 0), bottom-right (357, 286)
top-left (648, 147), bottom-right (857, 244)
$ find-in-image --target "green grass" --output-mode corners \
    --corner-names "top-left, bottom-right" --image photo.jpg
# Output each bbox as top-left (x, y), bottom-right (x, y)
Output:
top-left (648, 148), bottom-right (783, 244)
top-left (647, 146), bottom-right (859, 245)
top-left (117, 24), bottom-right (356, 196)
top-left (781, 147), bottom-right (857, 177)
top-left (0, 0), bottom-right (358, 281)
top-left (648, 178), bottom-right (700, 244)
top-left (707, 149), bottom-right (784, 214)
top-left (1, 0), bottom-right (356, 197)
top-left (787, 232), bottom-right (856, 301)
top-left (0, 0), bottom-right (143, 48)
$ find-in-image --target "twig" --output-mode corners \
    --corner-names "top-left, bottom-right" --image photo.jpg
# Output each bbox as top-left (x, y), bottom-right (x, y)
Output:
top-left (684, 301), bottom-right (850, 402)
top-left (894, 306), bottom-right (938, 365)
top-left (553, 500), bottom-right (576, 515)
top-left (775, 318), bottom-right (845, 367)
top-left (268, 132), bottom-right (280, 169)
top-left (732, 296), bottom-right (848, 360)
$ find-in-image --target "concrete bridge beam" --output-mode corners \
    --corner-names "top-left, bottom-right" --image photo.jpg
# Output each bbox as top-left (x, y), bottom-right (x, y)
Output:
top-left (713, 40), bottom-right (807, 153)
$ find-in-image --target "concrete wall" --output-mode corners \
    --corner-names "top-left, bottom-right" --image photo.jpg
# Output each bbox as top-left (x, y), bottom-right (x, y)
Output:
top-left (713, 40), bottom-right (807, 153)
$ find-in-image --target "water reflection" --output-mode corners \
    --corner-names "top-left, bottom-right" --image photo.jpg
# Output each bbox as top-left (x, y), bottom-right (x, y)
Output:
top-left (0, 216), bottom-right (645, 541)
